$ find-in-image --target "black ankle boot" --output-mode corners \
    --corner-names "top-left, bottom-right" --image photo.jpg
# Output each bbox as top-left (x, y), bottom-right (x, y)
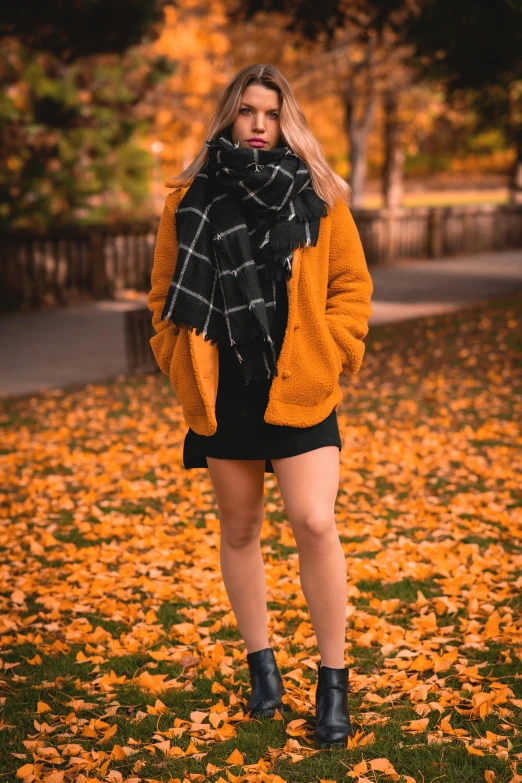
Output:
top-left (245, 647), bottom-right (286, 718)
top-left (314, 662), bottom-right (354, 747)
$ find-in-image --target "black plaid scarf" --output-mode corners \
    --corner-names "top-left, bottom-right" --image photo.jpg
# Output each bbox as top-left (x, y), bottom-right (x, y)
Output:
top-left (160, 127), bottom-right (328, 385)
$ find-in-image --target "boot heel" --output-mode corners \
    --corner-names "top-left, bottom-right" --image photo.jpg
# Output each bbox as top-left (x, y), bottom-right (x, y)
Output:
top-left (245, 647), bottom-right (286, 718)
top-left (314, 663), bottom-right (354, 748)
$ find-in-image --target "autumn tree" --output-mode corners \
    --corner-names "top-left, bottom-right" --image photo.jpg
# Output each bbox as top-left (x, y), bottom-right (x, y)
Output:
top-left (0, 0), bottom-right (176, 228)
top-left (150, 0), bottom-right (388, 204)
top-left (229, 0), bottom-right (424, 208)
top-left (149, 0), bottom-right (231, 189)
top-left (402, 0), bottom-right (522, 203)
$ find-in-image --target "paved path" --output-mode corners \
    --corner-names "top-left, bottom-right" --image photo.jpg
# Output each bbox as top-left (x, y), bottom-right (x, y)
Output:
top-left (368, 249), bottom-right (522, 324)
top-left (1, 249), bottom-right (521, 399)
top-left (0, 299), bottom-right (147, 399)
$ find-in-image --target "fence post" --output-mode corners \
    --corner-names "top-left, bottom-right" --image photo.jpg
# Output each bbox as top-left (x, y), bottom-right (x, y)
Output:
top-left (462, 208), bottom-right (474, 254)
top-left (428, 208), bottom-right (443, 257)
top-left (0, 243), bottom-right (21, 313)
top-left (381, 209), bottom-right (396, 265)
top-left (88, 231), bottom-right (113, 298)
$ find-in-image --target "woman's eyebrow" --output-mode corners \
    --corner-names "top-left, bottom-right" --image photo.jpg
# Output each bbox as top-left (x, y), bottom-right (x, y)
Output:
top-left (241, 102), bottom-right (279, 111)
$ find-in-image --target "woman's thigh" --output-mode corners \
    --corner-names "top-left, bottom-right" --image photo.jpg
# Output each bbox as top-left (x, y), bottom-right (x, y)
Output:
top-left (271, 446), bottom-right (340, 539)
top-left (206, 458), bottom-right (266, 546)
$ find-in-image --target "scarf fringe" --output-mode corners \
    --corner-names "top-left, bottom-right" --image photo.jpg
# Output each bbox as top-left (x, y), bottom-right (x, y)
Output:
top-left (294, 190), bottom-right (329, 222)
top-left (255, 195), bottom-right (328, 240)
top-left (162, 316), bottom-right (220, 346)
top-left (164, 313), bottom-right (283, 353)
top-left (257, 226), bottom-right (320, 254)
top-left (262, 253), bottom-right (294, 281)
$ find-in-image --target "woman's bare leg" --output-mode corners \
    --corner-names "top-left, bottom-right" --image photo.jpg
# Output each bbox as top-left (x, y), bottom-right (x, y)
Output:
top-left (206, 457), bottom-right (269, 654)
top-left (271, 446), bottom-right (346, 668)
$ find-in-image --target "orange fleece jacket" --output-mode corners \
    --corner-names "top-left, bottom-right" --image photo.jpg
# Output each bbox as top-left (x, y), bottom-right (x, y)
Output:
top-left (148, 186), bottom-right (373, 436)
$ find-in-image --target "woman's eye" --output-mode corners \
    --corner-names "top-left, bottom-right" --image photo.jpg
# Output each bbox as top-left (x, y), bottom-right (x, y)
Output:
top-left (240, 108), bottom-right (279, 119)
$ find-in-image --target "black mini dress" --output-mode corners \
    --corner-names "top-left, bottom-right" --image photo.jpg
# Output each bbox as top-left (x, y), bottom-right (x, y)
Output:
top-left (182, 273), bottom-right (342, 474)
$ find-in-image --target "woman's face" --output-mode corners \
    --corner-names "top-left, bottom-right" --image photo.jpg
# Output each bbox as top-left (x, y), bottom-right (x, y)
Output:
top-left (230, 84), bottom-right (282, 151)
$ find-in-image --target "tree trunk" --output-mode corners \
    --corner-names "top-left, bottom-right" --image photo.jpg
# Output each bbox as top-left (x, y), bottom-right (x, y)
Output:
top-left (344, 85), bottom-right (377, 209)
top-left (382, 88), bottom-right (405, 209)
top-left (507, 82), bottom-right (522, 205)
top-left (508, 129), bottom-right (522, 205)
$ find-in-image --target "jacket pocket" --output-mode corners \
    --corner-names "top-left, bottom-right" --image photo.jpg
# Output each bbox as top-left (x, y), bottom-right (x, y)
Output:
top-left (324, 323), bottom-right (343, 375)
top-left (283, 317), bottom-right (343, 407)
top-left (150, 325), bottom-right (179, 377)
top-left (169, 329), bottom-right (204, 415)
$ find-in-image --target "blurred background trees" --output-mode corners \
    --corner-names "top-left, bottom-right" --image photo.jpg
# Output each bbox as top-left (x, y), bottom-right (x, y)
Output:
top-left (233, 0), bottom-right (522, 206)
top-left (0, 0), bottom-right (176, 228)
top-left (1, 0), bottom-right (520, 228)
top-left (403, 0), bottom-right (522, 205)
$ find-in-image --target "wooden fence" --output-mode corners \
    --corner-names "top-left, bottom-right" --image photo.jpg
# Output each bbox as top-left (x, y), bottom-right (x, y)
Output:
top-left (0, 221), bottom-right (156, 313)
top-left (1, 203), bottom-right (521, 313)
top-left (355, 203), bottom-right (522, 265)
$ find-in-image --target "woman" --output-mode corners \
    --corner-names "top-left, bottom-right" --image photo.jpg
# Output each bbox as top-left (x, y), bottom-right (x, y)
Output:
top-left (148, 63), bottom-right (373, 749)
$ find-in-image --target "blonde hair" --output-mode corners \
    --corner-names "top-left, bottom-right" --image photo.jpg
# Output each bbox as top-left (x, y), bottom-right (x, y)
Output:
top-left (165, 63), bottom-right (351, 210)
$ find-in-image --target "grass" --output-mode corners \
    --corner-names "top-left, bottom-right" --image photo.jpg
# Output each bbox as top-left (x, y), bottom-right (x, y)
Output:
top-left (0, 290), bottom-right (521, 782)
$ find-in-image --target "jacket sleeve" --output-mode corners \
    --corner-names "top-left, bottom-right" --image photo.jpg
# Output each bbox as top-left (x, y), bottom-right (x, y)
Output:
top-left (325, 197), bottom-right (373, 374)
top-left (147, 189), bottom-right (183, 376)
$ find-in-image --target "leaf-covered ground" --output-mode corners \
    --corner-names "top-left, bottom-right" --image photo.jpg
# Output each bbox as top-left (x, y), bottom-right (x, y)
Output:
top-left (1, 291), bottom-right (521, 783)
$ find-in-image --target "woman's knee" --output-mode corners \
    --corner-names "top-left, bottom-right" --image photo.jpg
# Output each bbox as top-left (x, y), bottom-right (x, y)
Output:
top-left (219, 511), bottom-right (264, 549)
top-left (292, 511), bottom-right (337, 542)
